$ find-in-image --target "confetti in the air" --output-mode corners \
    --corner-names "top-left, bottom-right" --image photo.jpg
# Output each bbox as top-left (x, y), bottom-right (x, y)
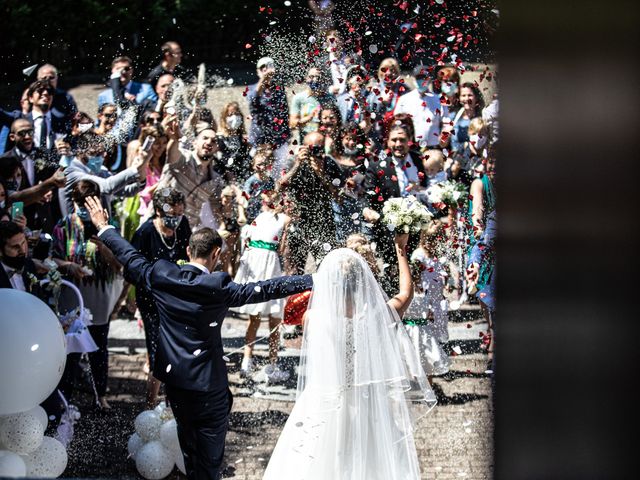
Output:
top-left (22, 64), bottom-right (38, 76)
top-left (166, 364), bottom-right (172, 373)
top-left (193, 349), bottom-right (202, 356)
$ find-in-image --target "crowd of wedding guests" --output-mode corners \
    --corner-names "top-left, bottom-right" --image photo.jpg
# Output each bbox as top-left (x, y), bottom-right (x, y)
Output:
top-left (0, 31), bottom-right (497, 416)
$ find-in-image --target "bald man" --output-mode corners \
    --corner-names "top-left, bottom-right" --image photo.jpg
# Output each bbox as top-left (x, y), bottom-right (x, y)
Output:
top-left (146, 41), bottom-right (183, 87)
top-left (36, 64), bottom-right (77, 134)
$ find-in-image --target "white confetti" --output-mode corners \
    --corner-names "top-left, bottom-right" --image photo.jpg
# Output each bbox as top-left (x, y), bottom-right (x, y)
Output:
top-left (48, 415), bottom-right (56, 421)
top-left (258, 457), bottom-right (265, 461)
top-left (22, 64), bottom-right (38, 76)
top-left (308, 35), bottom-right (316, 43)
top-left (485, 369), bottom-right (494, 374)
top-left (332, 178), bottom-right (341, 186)
top-left (227, 78), bottom-right (234, 85)
top-left (295, 422), bottom-right (303, 427)
top-left (235, 458), bottom-right (243, 464)
top-left (166, 364), bottom-right (172, 373)
top-left (193, 349), bottom-right (202, 356)
top-left (172, 18), bottom-right (176, 24)
top-left (120, 43), bottom-right (124, 50)
top-left (254, 286), bottom-right (262, 292)
top-left (369, 44), bottom-right (378, 54)
top-left (436, 0), bottom-right (444, 4)
top-left (351, 212), bottom-right (359, 219)
top-left (222, 355), bottom-right (230, 362)
top-left (364, 31), bottom-right (372, 36)
top-left (413, 5), bottom-right (421, 14)
top-left (322, 243), bottom-right (332, 252)
top-left (447, 35), bottom-right (456, 42)
top-left (452, 345), bottom-right (463, 355)
top-left (284, 0), bottom-right (291, 6)
top-left (463, 420), bottom-right (473, 427)
top-left (31, 344), bottom-right (39, 351)
top-left (269, 21), bottom-right (277, 26)
top-left (209, 322), bottom-right (218, 327)
top-left (379, 160), bottom-right (387, 168)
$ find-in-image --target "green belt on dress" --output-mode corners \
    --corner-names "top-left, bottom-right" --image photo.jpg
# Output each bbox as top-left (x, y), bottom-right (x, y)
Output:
top-left (403, 318), bottom-right (430, 326)
top-left (248, 240), bottom-right (278, 251)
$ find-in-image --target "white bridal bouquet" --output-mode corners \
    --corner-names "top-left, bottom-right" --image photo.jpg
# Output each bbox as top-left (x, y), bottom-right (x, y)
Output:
top-left (429, 180), bottom-right (469, 209)
top-left (382, 195), bottom-right (433, 233)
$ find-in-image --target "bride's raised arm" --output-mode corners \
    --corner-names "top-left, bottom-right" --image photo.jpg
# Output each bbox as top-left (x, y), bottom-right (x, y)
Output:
top-left (387, 233), bottom-right (413, 318)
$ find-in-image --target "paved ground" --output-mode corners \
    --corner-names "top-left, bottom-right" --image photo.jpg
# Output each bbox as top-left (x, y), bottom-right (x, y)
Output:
top-left (64, 305), bottom-right (493, 480)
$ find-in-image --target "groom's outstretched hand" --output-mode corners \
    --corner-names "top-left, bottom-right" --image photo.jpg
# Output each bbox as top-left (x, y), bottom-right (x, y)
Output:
top-left (85, 196), bottom-right (110, 231)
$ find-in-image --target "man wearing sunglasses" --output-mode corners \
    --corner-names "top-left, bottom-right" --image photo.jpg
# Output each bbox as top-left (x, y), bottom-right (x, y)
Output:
top-left (98, 56), bottom-right (157, 109)
top-left (0, 118), bottom-right (66, 231)
top-left (24, 80), bottom-right (67, 151)
top-left (36, 64), bottom-right (77, 135)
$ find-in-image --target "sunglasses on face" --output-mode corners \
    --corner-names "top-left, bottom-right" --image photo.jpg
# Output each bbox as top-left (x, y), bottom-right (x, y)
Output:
top-left (35, 88), bottom-right (53, 95)
top-left (103, 112), bottom-right (118, 119)
top-left (15, 129), bottom-right (34, 137)
top-left (39, 75), bottom-right (57, 81)
top-left (121, 66), bottom-right (133, 72)
top-left (146, 116), bottom-right (161, 123)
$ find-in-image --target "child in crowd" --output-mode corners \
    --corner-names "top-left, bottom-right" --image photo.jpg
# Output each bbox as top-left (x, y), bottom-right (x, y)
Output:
top-left (242, 147), bottom-right (276, 224)
top-left (405, 220), bottom-right (451, 377)
top-left (233, 190), bottom-right (292, 384)
top-left (218, 184), bottom-right (247, 276)
top-left (464, 117), bottom-right (490, 172)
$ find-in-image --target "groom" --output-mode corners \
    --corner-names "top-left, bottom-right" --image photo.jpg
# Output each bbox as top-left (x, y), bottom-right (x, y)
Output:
top-left (84, 196), bottom-right (313, 480)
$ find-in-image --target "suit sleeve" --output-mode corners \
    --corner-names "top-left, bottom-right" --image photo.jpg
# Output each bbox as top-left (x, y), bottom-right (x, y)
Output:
top-left (220, 273), bottom-right (313, 308)
top-left (98, 227), bottom-right (153, 288)
top-left (75, 167), bottom-right (140, 196)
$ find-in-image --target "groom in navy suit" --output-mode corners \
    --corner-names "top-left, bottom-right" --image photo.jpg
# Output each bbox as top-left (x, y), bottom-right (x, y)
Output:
top-left (84, 196), bottom-right (313, 480)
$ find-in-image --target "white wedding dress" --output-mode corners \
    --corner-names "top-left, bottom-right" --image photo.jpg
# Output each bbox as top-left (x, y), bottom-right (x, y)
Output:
top-left (263, 249), bottom-right (436, 480)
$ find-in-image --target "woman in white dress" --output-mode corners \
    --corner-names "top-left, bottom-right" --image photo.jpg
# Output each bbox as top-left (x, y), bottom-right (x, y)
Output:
top-left (263, 233), bottom-right (437, 480)
top-left (233, 190), bottom-right (292, 383)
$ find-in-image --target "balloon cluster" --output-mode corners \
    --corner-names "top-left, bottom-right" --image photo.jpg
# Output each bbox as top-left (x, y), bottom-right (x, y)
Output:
top-left (0, 407), bottom-right (67, 478)
top-left (0, 291), bottom-right (68, 478)
top-left (128, 403), bottom-right (185, 479)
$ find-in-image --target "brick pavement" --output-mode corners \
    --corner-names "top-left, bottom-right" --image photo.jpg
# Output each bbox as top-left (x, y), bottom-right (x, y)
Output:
top-left (64, 309), bottom-right (493, 479)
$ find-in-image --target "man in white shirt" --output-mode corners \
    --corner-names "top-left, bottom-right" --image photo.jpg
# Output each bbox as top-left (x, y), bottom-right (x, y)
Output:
top-left (156, 126), bottom-right (225, 230)
top-left (394, 65), bottom-right (449, 150)
top-left (25, 80), bottom-right (64, 150)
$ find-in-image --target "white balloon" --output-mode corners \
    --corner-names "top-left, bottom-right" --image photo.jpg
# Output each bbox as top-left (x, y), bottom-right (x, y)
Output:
top-left (0, 412), bottom-right (45, 454)
top-left (159, 419), bottom-right (180, 453)
top-left (174, 449), bottom-right (185, 475)
top-left (0, 290), bottom-right (66, 415)
top-left (134, 411), bottom-right (162, 442)
top-left (0, 450), bottom-right (26, 477)
top-left (21, 436), bottom-right (67, 478)
top-left (153, 402), bottom-right (166, 417)
top-left (25, 407), bottom-right (48, 432)
top-left (135, 441), bottom-right (175, 480)
top-left (127, 433), bottom-right (144, 458)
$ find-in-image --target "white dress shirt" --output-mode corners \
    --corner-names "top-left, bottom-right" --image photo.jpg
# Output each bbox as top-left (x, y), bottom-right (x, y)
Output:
top-left (15, 148), bottom-right (35, 186)
top-left (393, 153), bottom-right (420, 197)
top-left (394, 90), bottom-right (449, 148)
top-left (1, 261), bottom-right (26, 291)
top-left (32, 110), bottom-right (52, 150)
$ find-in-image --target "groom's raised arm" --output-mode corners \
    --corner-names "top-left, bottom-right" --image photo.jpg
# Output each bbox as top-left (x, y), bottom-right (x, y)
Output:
top-left (221, 273), bottom-right (313, 308)
top-left (85, 196), bottom-right (153, 288)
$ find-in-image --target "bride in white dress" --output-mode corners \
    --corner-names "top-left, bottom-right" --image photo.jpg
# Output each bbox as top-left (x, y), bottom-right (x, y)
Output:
top-left (263, 234), bottom-right (437, 480)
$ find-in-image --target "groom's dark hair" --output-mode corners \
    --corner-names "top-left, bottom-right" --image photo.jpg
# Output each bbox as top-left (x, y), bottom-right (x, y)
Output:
top-left (189, 228), bottom-right (222, 258)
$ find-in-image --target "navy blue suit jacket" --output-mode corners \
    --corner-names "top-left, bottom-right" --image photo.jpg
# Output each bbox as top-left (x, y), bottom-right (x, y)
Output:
top-left (98, 228), bottom-right (313, 391)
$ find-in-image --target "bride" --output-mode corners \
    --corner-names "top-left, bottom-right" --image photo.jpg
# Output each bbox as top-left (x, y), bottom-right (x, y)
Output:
top-left (263, 233), bottom-right (437, 479)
